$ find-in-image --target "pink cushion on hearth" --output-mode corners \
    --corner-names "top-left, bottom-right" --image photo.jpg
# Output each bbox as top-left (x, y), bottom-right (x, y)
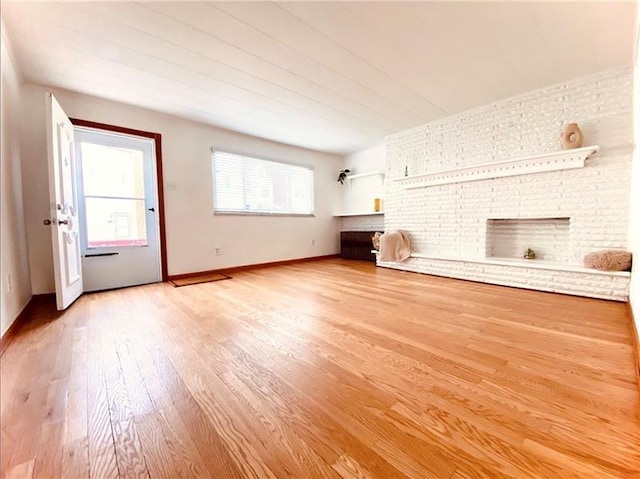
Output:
top-left (583, 250), bottom-right (632, 271)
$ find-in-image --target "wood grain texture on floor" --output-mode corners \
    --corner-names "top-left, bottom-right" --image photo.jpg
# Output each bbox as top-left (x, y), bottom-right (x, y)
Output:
top-left (1, 258), bottom-right (639, 478)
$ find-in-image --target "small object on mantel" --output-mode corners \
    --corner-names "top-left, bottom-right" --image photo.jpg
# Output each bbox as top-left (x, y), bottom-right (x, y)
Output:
top-left (584, 250), bottom-right (632, 271)
top-left (524, 248), bottom-right (536, 260)
top-left (374, 198), bottom-right (381, 212)
top-left (561, 123), bottom-right (584, 150)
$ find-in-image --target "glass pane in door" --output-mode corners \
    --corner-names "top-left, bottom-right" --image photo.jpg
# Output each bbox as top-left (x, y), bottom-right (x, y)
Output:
top-left (81, 142), bottom-right (145, 198)
top-left (85, 197), bottom-right (147, 248)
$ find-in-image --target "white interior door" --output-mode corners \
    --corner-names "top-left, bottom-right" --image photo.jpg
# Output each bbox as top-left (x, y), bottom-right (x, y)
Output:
top-left (74, 127), bottom-right (161, 292)
top-left (46, 93), bottom-right (83, 310)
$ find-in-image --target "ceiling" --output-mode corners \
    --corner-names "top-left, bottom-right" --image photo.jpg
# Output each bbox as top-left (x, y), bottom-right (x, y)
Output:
top-left (2, 2), bottom-right (637, 155)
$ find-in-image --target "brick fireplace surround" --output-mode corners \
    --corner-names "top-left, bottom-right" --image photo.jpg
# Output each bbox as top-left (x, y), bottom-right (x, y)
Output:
top-left (378, 68), bottom-right (632, 301)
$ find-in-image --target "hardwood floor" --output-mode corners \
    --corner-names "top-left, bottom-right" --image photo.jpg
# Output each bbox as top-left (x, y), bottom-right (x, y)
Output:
top-left (1, 258), bottom-right (639, 478)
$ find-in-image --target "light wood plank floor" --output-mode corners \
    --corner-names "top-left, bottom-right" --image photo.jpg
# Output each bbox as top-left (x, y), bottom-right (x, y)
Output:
top-left (2, 259), bottom-right (639, 478)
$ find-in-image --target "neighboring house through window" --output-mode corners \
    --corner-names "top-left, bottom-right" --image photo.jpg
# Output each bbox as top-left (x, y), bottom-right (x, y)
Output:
top-left (212, 150), bottom-right (315, 216)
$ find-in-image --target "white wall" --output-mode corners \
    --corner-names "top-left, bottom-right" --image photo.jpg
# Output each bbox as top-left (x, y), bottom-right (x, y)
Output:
top-left (339, 144), bottom-right (385, 232)
top-left (340, 145), bottom-right (385, 213)
top-left (382, 68), bottom-right (633, 301)
top-left (630, 17), bottom-right (640, 319)
top-left (20, 84), bottom-right (342, 293)
top-left (1, 22), bottom-right (32, 335)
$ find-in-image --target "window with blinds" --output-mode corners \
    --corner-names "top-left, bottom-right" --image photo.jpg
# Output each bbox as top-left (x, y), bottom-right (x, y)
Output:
top-left (212, 151), bottom-right (315, 215)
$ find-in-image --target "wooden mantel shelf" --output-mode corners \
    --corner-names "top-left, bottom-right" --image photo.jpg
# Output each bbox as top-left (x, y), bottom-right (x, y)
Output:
top-left (391, 145), bottom-right (599, 189)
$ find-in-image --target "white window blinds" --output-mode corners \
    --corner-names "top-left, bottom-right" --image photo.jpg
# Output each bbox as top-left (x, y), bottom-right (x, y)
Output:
top-left (213, 151), bottom-right (314, 215)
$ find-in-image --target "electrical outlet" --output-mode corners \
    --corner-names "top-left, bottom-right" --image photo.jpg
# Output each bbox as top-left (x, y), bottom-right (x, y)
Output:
top-left (165, 181), bottom-right (177, 191)
top-left (215, 247), bottom-right (222, 256)
top-left (311, 239), bottom-right (315, 246)
top-left (6, 274), bottom-right (12, 293)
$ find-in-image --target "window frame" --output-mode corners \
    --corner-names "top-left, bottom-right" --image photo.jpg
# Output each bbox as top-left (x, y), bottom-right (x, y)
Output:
top-left (69, 118), bottom-right (168, 282)
top-left (212, 149), bottom-right (316, 217)
top-left (74, 128), bottom-right (156, 250)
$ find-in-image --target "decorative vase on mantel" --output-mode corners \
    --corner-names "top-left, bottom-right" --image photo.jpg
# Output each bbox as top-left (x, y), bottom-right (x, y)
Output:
top-left (561, 123), bottom-right (584, 150)
top-left (524, 248), bottom-right (536, 260)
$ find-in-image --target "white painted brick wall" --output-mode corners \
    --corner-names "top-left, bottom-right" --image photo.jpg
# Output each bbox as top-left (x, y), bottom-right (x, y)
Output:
top-left (383, 68), bottom-right (633, 300)
top-left (378, 257), bottom-right (629, 301)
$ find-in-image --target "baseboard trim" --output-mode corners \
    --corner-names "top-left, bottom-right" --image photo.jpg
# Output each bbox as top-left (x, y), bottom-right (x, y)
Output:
top-left (626, 302), bottom-right (640, 394)
top-left (0, 293), bottom-right (56, 356)
top-left (167, 254), bottom-right (340, 281)
top-left (1, 296), bottom-right (33, 355)
top-left (1, 298), bottom-right (33, 355)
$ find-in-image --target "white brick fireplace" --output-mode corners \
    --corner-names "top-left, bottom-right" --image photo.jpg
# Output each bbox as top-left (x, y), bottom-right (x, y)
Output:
top-left (485, 217), bottom-right (571, 262)
top-left (379, 68), bottom-right (633, 301)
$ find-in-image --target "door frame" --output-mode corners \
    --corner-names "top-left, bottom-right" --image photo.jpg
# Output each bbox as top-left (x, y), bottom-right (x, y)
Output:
top-left (69, 118), bottom-right (168, 282)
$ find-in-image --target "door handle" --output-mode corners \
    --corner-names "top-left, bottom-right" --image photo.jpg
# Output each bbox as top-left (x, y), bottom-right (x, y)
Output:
top-left (43, 219), bottom-right (52, 226)
top-left (58, 219), bottom-right (69, 225)
top-left (148, 207), bottom-right (155, 212)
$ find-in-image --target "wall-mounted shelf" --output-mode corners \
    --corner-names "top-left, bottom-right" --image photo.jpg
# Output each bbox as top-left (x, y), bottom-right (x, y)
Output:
top-left (391, 145), bottom-right (599, 189)
top-left (346, 170), bottom-right (385, 182)
top-left (334, 211), bottom-right (385, 217)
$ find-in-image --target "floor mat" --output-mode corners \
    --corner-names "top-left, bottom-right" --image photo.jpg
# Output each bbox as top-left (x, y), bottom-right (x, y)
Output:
top-left (169, 272), bottom-right (232, 287)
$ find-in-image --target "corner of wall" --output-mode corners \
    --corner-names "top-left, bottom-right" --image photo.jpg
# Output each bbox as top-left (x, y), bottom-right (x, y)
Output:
top-left (1, 21), bottom-right (33, 336)
top-left (627, 7), bottom-right (640, 368)
top-left (339, 144), bottom-right (386, 231)
top-left (1, 17), bottom-right (24, 83)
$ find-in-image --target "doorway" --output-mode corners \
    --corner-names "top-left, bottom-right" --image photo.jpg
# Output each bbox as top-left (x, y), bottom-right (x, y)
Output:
top-left (71, 120), bottom-right (167, 291)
